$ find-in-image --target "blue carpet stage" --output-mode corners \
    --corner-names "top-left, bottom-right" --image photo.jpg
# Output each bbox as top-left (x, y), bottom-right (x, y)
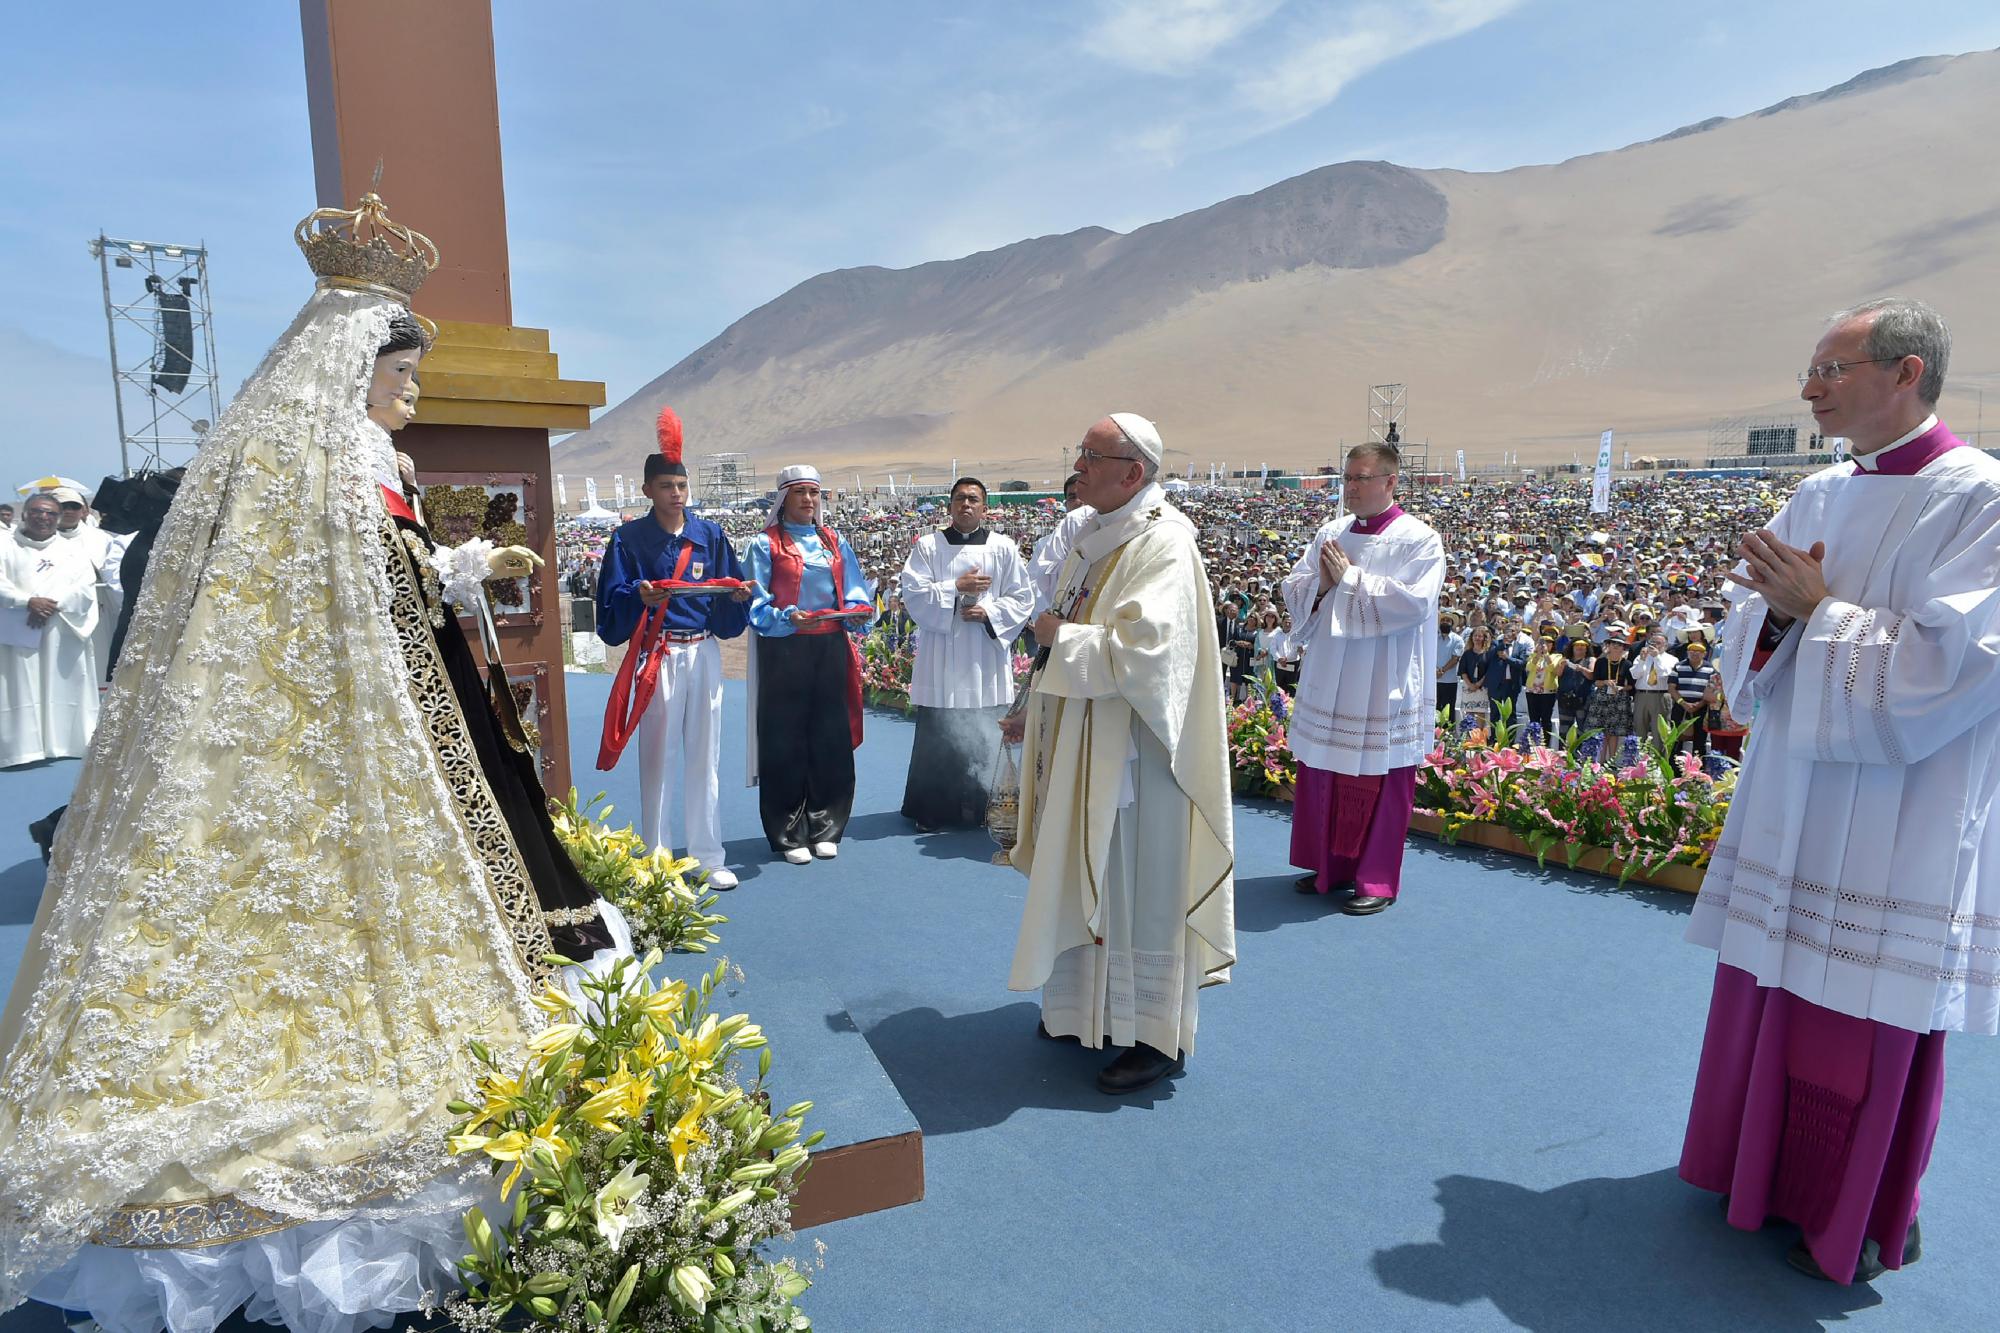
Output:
top-left (2, 676), bottom-right (1995, 1330)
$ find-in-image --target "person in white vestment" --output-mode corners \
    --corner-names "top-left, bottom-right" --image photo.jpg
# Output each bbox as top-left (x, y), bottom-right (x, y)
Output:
top-left (0, 495), bottom-right (100, 767)
top-left (50, 486), bottom-right (126, 684)
top-left (1027, 472), bottom-right (1091, 615)
top-left (1005, 413), bottom-right (1235, 1095)
top-left (0, 195), bottom-right (562, 1333)
top-left (1681, 297), bottom-right (2000, 1285)
top-left (1282, 443), bottom-right (1444, 915)
top-left (898, 477), bottom-right (1036, 831)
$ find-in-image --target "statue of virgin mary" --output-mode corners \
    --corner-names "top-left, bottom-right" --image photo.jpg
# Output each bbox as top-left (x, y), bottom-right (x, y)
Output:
top-left (0, 197), bottom-right (614, 1331)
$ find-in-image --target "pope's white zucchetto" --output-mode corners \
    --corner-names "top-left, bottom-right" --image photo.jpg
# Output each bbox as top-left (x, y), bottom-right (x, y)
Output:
top-left (1107, 412), bottom-right (1163, 468)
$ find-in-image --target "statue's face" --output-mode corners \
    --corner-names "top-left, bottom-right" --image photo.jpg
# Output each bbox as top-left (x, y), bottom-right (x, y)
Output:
top-left (368, 344), bottom-right (423, 425)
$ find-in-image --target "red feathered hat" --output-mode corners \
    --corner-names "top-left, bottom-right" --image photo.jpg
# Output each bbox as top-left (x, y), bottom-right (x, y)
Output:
top-left (646, 404), bottom-right (688, 479)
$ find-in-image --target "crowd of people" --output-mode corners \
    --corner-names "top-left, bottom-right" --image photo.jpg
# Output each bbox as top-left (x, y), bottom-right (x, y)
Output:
top-left (553, 466), bottom-right (1782, 759)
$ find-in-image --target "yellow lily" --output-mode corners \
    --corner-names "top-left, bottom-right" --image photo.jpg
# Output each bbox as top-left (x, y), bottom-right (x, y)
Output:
top-left (530, 980), bottom-right (581, 1018)
top-left (575, 1058), bottom-right (654, 1133)
top-left (629, 978), bottom-right (688, 1030)
top-left (667, 1094), bottom-right (710, 1175)
top-left (464, 1069), bottom-right (530, 1130)
top-left (676, 1015), bottom-right (723, 1076)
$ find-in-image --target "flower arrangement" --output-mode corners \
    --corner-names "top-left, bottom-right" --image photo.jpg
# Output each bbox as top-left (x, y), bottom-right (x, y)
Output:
top-left (859, 626), bottom-right (916, 712)
top-left (552, 791), bottom-right (727, 956)
top-left (1417, 704), bottom-right (1735, 882)
top-left (1228, 672), bottom-right (1297, 798)
top-left (443, 958), bottom-right (820, 1331)
top-left (422, 483), bottom-right (532, 609)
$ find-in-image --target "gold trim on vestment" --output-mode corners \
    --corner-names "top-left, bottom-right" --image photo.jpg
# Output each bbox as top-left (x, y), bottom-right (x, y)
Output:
top-left (383, 513), bottom-right (556, 986)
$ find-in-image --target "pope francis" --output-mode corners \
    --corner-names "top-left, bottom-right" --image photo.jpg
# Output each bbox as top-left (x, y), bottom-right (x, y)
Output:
top-left (1003, 413), bottom-right (1236, 1095)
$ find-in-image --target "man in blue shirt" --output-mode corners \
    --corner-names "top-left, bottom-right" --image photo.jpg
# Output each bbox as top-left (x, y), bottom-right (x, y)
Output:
top-left (596, 407), bottom-right (753, 888)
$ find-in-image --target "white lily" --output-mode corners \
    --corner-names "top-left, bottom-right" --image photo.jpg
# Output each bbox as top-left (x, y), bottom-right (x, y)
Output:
top-left (593, 1159), bottom-right (651, 1252)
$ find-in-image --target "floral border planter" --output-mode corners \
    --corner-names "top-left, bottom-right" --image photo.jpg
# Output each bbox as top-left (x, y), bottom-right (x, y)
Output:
top-left (1408, 811), bottom-right (1706, 895)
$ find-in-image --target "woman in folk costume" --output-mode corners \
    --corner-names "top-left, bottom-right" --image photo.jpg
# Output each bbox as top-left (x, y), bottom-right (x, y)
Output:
top-left (372, 358), bottom-right (630, 972)
top-left (0, 196), bottom-right (582, 1332)
top-left (742, 467), bottom-right (874, 865)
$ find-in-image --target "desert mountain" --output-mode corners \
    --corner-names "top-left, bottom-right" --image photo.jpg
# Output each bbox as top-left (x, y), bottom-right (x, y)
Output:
top-left (556, 50), bottom-right (2000, 488)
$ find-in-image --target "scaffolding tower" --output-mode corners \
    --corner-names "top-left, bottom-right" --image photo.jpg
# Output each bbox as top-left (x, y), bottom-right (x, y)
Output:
top-left (698, 451), bottom-right (757, 505)
top-left (89, 235), bottom-right (221, 476)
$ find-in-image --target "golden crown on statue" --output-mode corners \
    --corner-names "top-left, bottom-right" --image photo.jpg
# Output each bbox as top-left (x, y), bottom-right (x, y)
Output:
top-left (295, 191), bottom-right (440, 303)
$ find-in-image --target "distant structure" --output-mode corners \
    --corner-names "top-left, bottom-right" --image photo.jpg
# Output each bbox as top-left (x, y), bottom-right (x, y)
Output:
top-left (1706, 410), bottom-right (1827, 470)
top-left (698, 450), bottom-right (758, 506)
top-left (89, 234), bottom-right (223, 476)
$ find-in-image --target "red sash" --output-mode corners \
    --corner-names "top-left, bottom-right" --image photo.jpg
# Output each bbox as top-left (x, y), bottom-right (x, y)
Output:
top-left (765, 522), bottom-right (864, 749)
top-left (596, 541), bottom-right (694, 769)
top-left (380, 484), bottom-right (417, 524)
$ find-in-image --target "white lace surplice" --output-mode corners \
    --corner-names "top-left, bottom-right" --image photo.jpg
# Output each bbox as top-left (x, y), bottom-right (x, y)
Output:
top-left (1689, 448), bottom-right (2000, 1035)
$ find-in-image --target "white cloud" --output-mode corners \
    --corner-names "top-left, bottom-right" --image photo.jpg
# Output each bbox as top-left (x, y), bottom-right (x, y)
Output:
top-left (1083, 0), bottom-right (1287, 75)
top-left (1239, 0), bottom-right (1524, 131)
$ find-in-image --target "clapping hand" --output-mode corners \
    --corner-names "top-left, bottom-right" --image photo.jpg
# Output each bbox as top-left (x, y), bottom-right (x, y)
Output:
top-left (1317, 539), bottom-right (1350, 590)
top-left (1727, 531), bottom-right (1827, 625)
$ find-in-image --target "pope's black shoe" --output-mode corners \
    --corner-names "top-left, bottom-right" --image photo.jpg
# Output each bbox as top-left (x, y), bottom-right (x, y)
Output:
top-left (1095, 1043), bottom-right (1184, 1095)
top-left (1342, 893), bottom-right (1395, 916)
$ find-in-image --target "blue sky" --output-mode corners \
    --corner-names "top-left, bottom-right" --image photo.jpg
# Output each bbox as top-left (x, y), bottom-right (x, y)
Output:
top-left (4, 1), bottom-right (1997, 489)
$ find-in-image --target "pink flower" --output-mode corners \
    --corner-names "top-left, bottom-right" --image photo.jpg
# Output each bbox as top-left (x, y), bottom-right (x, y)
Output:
top-left (1425, 748), bottom-right (1449, 768)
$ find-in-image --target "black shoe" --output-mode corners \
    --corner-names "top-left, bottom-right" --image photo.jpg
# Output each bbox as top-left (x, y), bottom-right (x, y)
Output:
top-left (1294, 876), bottom-right (1358, 896)
top-left (1342, 893), bottom-right (1395, 916)
top-left (1095, 1043), bottom-right (1184, 1095)
top-left (27, 806), bottom-right (63, 864)
top-left (1787, 1216), bottom-right (1919, 1284)
top-left (914, 821), bottom-right (938, 834)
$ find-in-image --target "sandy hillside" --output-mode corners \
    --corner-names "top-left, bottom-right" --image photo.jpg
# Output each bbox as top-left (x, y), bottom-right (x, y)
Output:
top-left (557, 51), bottom-right (2000, 487)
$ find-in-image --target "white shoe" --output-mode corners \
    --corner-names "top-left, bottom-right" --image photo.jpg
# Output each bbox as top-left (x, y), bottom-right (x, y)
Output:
top-left (812, 841), bottom-right (839, 859)
top-left (783, 847), bottom-right (813, 865)
top-left (705, 867), bottom-right (739, 890)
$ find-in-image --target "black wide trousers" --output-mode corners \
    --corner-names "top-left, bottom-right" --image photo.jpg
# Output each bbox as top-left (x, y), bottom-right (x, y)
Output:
top-left (756, 632), bottom-right (857, 852)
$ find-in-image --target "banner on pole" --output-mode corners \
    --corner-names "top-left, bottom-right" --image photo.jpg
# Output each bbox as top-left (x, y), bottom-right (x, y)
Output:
top-left (1591, 430), bottom-right (1614, 514)
top-left (585, 477), bottom-right (599, 508)
top-left (1456, 449), bottom-right (1466, 481)
top-left (556, 474), bottom-right (568, 508)
top-left (1830, 437), bottom-right (1849, 465)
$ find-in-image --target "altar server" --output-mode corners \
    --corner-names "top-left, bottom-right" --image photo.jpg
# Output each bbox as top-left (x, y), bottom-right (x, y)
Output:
top-left (0, 494), bottom-right (100, 766)
top-left (897, 476), bottom-right (1036, 830)
top-left (1682, 297), bottom-right (2000, 1284)
top-left (596, 407), bottom-right (751, 888)
top-left (1007, 413), bottom-right (1235, 1095)
top-left (1282, 442), bottom-right (1445, 915)
top-left (744, 468), bottom-right (874, 864)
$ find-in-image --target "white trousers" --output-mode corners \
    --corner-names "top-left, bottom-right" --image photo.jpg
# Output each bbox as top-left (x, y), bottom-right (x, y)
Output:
top-left (636, 635), bottom-right (726, 867)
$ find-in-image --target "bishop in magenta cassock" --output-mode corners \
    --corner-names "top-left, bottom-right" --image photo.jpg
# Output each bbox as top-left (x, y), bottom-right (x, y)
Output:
top-left (1682, 297), bottom-right (2000, 1284)
top-left (1281, 443), bottom-right (1445, 915)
